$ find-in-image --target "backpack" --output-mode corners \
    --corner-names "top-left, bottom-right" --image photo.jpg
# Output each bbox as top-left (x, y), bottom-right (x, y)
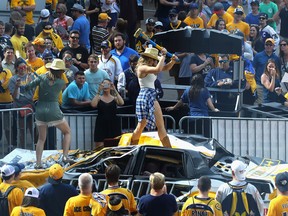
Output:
top-left (0, 186), bottom-right (16, 216)
top-left (221, 183), bottom-right (260, 216)
top-left (184, 197), bottom-right (214, 216)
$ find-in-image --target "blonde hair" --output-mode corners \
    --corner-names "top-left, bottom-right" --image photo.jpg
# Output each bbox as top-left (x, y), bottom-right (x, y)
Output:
top-left (135, 56), bottom-right (154, 72)
top-left (150, 172), bottom-right (165, 190)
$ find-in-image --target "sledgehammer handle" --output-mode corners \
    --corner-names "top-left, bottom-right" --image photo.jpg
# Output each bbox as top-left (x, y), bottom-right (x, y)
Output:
top-left (134, 28), bottom-right (174, 59)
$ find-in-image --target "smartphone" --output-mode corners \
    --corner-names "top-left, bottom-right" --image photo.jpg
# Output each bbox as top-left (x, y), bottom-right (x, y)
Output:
top-left (103, 83), bottom-right (110, 89)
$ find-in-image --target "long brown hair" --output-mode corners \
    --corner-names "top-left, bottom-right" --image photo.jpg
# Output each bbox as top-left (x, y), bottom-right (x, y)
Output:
top-left (264, 58), bottom-right (280, 79)
top-left (279, 38), bottom-right (288, 58)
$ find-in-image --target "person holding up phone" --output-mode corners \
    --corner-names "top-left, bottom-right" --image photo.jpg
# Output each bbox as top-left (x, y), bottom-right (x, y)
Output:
top-left (91, 79), bottom-right (124, 150)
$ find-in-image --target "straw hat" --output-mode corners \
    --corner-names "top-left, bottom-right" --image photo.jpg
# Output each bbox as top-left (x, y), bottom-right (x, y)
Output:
top-left (46, 59), bottom-right (67, 70)
top-left (141, 47), bottom-right (159, 61)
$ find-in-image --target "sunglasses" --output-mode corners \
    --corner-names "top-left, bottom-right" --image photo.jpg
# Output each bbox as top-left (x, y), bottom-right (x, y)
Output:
top-left (219, 60), bottom-right (229, 63)
top-left (280, 43), bottom-right (287, 47)
top-left (44, 57), bottom-right (53, 61)
top-left (44, 27), bottom-right (52, 30)
top-left (259, 17), bottom-right (266, 20)
top-left (64, 57), bottom-right (72, 61)
top-left (70, 36), bottom-right (79, 39)
top-left (265, 43), bottom-right (273, 46)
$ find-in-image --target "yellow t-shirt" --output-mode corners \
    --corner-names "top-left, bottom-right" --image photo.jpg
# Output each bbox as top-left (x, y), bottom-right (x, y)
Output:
top-left (89, 193), bottom-right (108, 216)
top-left (11, 35), bottom-right (29, 59)
top-left (36, 32), bottom-right (64, 51)
top-left (10, 0), bottom-right (36, 25)
top-left (181, 196), bottom-right (223, 216)
top-left (226, 21), bottom-right (250, 39)
top-left (11, 179), bottom-right (35, 193)
top-left (0, 182), bottom-right (24, 214)
top-left (11, 206), bottom-right (46, 216)
top-left (184, 16), bottom-right (204, 28)
top-left (267, 195), bottom-right (288, 216)
top-left (226, 5), bottom-right (246, 18)
top-left (0, 68), bottom-right (13, 103)
top-left (33, 66), bottom-right (68, 104)
top-left (46, 0), bottom-right (58, 10)
top-left (64, 194), bottom-right (93, 216)
top-left (26, 58), bottom-right (45, 72)
top-left (207, 12), bottom-right (234, 28)
top-left (101, 187), bottom-right (137, 214)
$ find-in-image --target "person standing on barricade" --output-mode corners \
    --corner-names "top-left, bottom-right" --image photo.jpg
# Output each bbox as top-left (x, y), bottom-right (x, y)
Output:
top-left (129, 47), bottom-right (177, 148)
top-left (23, 59), bottom-right (74, 169)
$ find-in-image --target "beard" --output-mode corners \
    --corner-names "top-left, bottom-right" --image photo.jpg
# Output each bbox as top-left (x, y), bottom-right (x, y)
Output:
top-left (116, 43), bottom-right (124, 51)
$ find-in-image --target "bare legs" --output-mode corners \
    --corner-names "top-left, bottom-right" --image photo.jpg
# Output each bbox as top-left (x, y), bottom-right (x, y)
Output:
top-left (55, 121), bottom-right (71, 159)
top-left (35, 120), bottom-right (71, 168)
top-left (35, 124), bottom-right (47, 167)
top-left (131, 101), bottom-right (171, 148)
top-left (154, 101), bottom-right (172, 148)
top-left (131, 119), bottom-right (147, 145)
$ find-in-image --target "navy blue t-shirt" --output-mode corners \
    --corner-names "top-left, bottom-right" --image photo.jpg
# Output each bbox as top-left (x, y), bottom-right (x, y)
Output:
top-left (181, 87), bottom-right (211, 116)
top-left (138, 193), bottom-right (178, 216)
top-left (39, 183), bottom-right (78, 216)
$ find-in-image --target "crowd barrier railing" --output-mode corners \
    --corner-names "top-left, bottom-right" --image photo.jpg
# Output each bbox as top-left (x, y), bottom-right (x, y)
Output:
top-left (179, 116), bottom-right (288, 161)
top-left (3, 110), bottom-right (287, 162)
top-left (0, 107), bottom-right (35, 158)
top-left (56, 113), bottom-right (176, 150)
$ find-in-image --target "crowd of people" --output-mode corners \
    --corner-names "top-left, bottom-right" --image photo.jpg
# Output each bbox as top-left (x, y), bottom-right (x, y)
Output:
top-left (0, 0), bottom-right (288, 214)
top-left (1, 161), bottom-right (288, 215)
top-left (0, 0), bottom-right (287, 149)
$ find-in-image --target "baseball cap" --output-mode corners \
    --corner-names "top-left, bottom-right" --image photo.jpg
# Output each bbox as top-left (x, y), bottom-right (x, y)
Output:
top-left (101, 40), bottom-right (112, 49)
top-left (169, 9), bottom-right (178, 15)
top-left (259, 12), bottom-right (268, 19)
top-left (25, 187), bottom-right (39, 198)
top-left (98, 13), bottom-right (111, 21)
top-left (8, 163), bottom-right (25, 175)
top-left (1, 164), bottom-right (15, 177)
top-left (48, 164), bottom-right (64, 184)
top-left (234, 7), bottom-right (244, 15)
top-left (154, 21), bottom-right (163, 28)
top-left (189, 3), bottom-right (199, 9)
top-left (42, 49), bottom-right (53, 59)
top-left (32, 38), bottom-right (45, 46)
top-left (145, 18), bottom-right (155, 25)
top-left (250, 0), bottom-right (259, 5)
top-left (40, 9), bottom-right (50, 19)
top-left (214, 2), bottom-right (224, 11)
top-left (265, 38), bottom-right (275, 45)
top-left (71, 3), bottom-right (85, 13)
top-left (231, 160), bottom-right (247, 181)
top-left (276, 172), bottom-right (288, 193)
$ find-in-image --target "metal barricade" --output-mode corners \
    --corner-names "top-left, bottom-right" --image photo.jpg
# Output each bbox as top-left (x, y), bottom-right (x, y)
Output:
top-left (57, 113), bottom-right (176, 150)
top-left (0, 107), bottom-right (35, 158)
top-left (179, 116), bottom-right (288, 161)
